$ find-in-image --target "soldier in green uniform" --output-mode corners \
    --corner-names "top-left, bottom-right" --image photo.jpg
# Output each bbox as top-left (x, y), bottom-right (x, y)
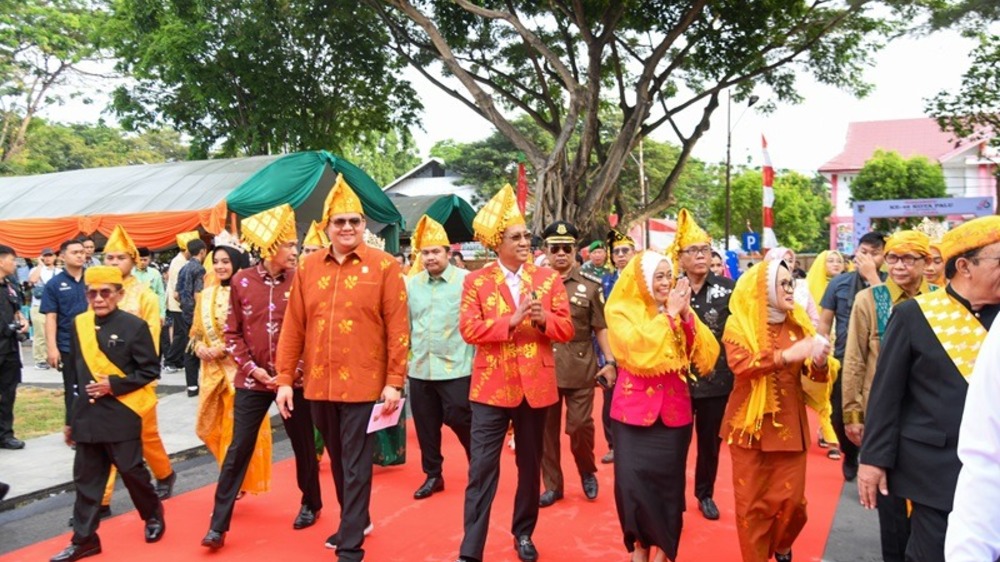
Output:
top-left (538, 221), bottom-right (618, 507)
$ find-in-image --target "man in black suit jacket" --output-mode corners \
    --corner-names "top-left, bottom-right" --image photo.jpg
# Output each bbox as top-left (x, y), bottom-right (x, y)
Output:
top-left (859, 216), bottom-right (1000, 562)
top-left (50, 266), bottom-right (165, 562)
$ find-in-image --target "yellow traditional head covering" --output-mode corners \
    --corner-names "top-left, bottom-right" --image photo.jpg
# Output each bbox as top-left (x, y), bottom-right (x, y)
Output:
top-left (104, 225), bottom-right (139, 262)
top-left (85, 265), bottom-right (124, 287)
top-left (606, 228), bottom-right (635, 250)
top-left (241, 204), bottom-right (298, 260)
top-left (408, 215), bottom-right (451, 276)
top-left (605, 250), bottom-right (719, 380)
top-left (473, 184), bottom-right (526, 249)
top-left (322, 173), bottom-right (364, 227)
top-left (668, 208), bottom-right (712, 277)
top-left (303, 220), bottom-right (330, 248)
top-left (939, 216), bottom-right (1000, 261)
top-left (176, 231), bottom-right (199, 251)
top-left (723, 261), bottom-right (838, 444)
top-left (884, 230), bottom-right (931, 257)
top-left (805, 250), bottom-right (844, 305)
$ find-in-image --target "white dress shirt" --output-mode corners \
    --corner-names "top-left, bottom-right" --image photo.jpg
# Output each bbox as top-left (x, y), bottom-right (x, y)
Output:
top-left (498, 261), bottom-right (523, 307)
top-left (946, 321), bottom-right (1000, 562)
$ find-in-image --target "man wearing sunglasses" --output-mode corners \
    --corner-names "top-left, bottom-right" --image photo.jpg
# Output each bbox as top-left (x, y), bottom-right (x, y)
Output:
top-left (859, 216), bottom-right (1000, 562)
top-left (841, 230), bottom-right (935, 562)
top-left (668, 209), bottom-right (734, 522)
top-left (538, 221), bottom-right (615, 509)
top-left (51, 265), bottom-right (165, 562)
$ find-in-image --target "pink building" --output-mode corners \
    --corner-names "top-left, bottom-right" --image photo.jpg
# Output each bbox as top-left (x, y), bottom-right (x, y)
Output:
top-left (819, 117), bottom-right (996, 251)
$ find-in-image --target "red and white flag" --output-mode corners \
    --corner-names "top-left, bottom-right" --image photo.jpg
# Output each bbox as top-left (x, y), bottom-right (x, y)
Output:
top-left (761, 135), bottom-right (778, 250)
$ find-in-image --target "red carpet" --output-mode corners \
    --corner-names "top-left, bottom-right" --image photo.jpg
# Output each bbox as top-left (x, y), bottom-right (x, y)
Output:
top-left (2, 398), bottom-right (843, 561)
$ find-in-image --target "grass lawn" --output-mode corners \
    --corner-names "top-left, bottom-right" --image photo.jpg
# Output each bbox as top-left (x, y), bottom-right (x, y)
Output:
top-left (13, 385), bottom-right (65, 439)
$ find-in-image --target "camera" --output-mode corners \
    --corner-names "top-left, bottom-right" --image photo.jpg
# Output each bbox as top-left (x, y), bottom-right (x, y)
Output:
top-left (4, 321), bottom-right (28, 343)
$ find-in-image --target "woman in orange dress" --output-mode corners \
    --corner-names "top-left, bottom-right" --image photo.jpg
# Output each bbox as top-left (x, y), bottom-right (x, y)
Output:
top-left (605, 250), bottom-right (719, 562)
top-left (722, 259), bottom-right (834, 562)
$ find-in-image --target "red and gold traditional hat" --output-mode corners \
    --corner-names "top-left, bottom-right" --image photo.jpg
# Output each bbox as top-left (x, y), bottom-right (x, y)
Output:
top-left (241, 204), bottom-right (298, 259)
top-left (473, 184), bottom-right (525, 249)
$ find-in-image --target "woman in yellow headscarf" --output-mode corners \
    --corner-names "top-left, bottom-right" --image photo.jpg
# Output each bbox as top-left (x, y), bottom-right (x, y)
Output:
top-left (606, 250), bottom-right (719, 562)
top-left (803, 249), bottom-right (845, 455)
top-left (191, 241), bottom-right (272, 496)
top-left (721, 260), bottom-right (835, 562)
top-left (923, 242), bottom-right (946, 286)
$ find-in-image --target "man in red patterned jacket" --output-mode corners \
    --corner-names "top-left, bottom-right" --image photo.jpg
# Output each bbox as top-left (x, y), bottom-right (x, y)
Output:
top-left (454, 185), bottom-right (574, 562)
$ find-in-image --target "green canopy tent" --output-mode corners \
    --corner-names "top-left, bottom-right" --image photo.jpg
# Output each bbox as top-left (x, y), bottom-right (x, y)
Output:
top-left (227, 151), bottom-right (404, 252)
top-left (390, 194), bottom-right (476, 248)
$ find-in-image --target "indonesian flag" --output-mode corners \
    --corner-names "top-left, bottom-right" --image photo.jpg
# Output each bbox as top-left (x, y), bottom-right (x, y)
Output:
top-left (761, 135), bottom-right (778, 250)
top-left (516, 157), bottom-right (528, 215)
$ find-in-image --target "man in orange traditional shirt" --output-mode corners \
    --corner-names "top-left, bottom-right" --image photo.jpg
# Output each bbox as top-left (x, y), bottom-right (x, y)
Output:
top-left (276, 175), bottom-right (410, 562)
top-left (455, 185), bottom-right (574, 562)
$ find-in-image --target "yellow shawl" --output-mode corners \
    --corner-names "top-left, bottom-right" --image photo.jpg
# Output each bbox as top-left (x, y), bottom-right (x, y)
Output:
top-left (75, 311), bottom-right (158, 417)
top-left (805, 250), bottom-right (840, 305)
top-left (723, 261), bottom-right (839, 441)
top-left (605, 250), bottom-right (718, 378)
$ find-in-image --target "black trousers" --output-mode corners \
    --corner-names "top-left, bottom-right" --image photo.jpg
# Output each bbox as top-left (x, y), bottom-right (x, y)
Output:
top-left (878, 492), bottom-right (911, 562)
top-left (0, 352), bottom-right (20, 441)
top-left (59, 350), bottom-right (78, 424)
top-left (831, 357), bottom-right (858, 467)
top-left (460, 400), bottom-right (547, 561)
top-left (601, 386), bottom-right (614, 451)
top-left (311, 400), bottom-right (375, 562)
top-left (409, 377), bottom-right (472, 478)
top-left (72, 439), bottom-right (161, 543)
top-left (905, 501), bottom-right (948, 562)
top-left (164, 311), bottom-right (187, 369)
top-left (182, 342), bottom-right (200, 389)
top-left (691, 394), bottom-right (728, 500)
top-left (210, 388), bottom-right (321, 532)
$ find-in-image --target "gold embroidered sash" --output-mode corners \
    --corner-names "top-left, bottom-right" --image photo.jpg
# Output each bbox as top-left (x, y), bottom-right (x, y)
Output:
top-left (75, 311), bottom-right (158, 417)
top-left (915, 290), bottom-right (987, 379)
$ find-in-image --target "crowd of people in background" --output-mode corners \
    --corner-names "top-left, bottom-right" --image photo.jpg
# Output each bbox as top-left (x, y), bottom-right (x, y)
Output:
top-left (1, 178), bottom-right (1000, 562)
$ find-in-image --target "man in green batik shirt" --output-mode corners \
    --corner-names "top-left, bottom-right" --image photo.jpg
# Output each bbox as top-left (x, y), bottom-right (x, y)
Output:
top-left (132, 247), bottom-right (166, 321)
top-left (406, 215), bottom-right (474, 502)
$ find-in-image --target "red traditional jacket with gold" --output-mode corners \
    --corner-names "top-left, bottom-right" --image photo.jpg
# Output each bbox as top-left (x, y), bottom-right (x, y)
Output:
top-left (459, 261), bottom-right (574, 408)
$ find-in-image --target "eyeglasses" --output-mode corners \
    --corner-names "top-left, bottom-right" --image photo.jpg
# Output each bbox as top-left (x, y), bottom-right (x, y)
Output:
top-left (504, 232), bottom-right (531, 242)
top-left (681, 246), bottom-right (711, 257)
top-left (548, 244), bottom-right (574, 255)
top-left (778, 279), bottom-right (796, 293)
top-left (612, 247), bottom-right (632, 256)
top-left (331, 217), bottom-right (363, 228)
top-left (86, 288), bottom-right (118, 300)
top-left (885, 254), bottom-right (924, 266)
top-left (973, 255), bottom-right (1000, 266)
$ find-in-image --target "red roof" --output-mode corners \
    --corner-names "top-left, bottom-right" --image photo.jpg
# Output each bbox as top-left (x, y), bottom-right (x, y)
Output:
top-left (818, 117), bottom-right (981, 173)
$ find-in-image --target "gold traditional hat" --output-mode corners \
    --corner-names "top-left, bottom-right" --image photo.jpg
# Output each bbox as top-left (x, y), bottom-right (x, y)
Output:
top-left (241, 204), bottom-right (298, 259)
top-left (413, 215), bottom-right (450, 251)
top-left (303, 220), bottom-right (330, 248)
top-left (176, 230), bottom-right (199, 251)
top-left (668, 208), bottom-right (711, 276)
top-left (940, 216), bottom-right (1000, 261)
top-left (85, 265), bottom-right (124, 287)
top-left (104, 225), bottom-right (139, 262)
top-left (884, 230), bottom-right (931, 257)
top-left (606, 228), bottom-right (635, 250)
top-left (473, 184), bottom-right (526, 249)
top-left (322, 173), bottom-right (364, 227)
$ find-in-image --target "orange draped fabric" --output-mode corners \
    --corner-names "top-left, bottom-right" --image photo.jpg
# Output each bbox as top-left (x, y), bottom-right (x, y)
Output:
top-left (0, 200), bottom-right (228, 256)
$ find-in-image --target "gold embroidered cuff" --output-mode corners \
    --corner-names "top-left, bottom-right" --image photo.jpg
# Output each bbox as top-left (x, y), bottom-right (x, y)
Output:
top-left (844, 410), bottom-right (864, 425)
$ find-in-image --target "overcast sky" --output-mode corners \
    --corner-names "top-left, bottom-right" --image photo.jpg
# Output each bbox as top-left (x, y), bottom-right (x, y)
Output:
top-left (41, 26), bottom-right (989, 176)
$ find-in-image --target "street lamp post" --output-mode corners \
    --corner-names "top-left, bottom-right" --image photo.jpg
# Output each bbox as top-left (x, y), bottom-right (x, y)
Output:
top-left (723, 91), bottom-right (759, 251)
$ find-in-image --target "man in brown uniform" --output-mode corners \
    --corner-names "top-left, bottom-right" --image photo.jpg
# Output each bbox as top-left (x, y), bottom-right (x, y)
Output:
top-left (539, 221), bottom-right (616, 507)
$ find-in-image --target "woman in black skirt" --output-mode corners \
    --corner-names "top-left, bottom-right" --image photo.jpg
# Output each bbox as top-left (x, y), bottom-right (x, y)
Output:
top-left (604, 251), bottom-right (720, 562)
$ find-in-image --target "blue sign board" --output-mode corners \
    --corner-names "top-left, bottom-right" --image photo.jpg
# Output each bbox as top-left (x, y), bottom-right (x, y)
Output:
top-left (742, 232), bottom-right (760, 252)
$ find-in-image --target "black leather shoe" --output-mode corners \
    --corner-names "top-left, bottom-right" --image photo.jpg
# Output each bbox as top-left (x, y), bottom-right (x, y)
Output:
top-left (144, 509), bottom-right (166, 543)
top-left (293, 505), bottom-right (320, 529)
top-left (413, 476), bottom-right (444, 500)
top-left (201, 530), bottom-right (226, 549)
top-left (0, 481), bottom-right (9, 502)
top-left (324, 521), bottom-right (374, 548)
top-left (699, 497), bottom-right (720, 520)
top-left (514, 535), bottom-right (538, 562)
top-left (774, 550), bottom-right (792, 561)
top-left (843, 460), bottom-right (858, 482)
top-left (155, 472), bottom-right (176, 500)
top-left (538, 489), bottom-right (562, 508)
top-left (581, 473), bottom-right (598, 500)
top-left (50, 537), bottom-right (101, 561)
top-left (0, 437), bottom-right (25, 450)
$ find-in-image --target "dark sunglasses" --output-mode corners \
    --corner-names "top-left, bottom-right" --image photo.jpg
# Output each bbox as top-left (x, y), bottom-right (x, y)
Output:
top-left (86, 288), bottom-right (118, 300)
top-left (612, 247), bottom-right (632, 256)
top-left (548, 244), bottom-right (574, 255)
top-left (332, 217), bottom-right (363, 228)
